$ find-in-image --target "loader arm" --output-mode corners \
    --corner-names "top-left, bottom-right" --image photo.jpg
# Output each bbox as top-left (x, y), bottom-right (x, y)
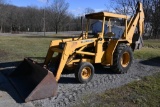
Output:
top-left (123, 2), bottom-right (145, 49)
top-left (55, 42), bottom-right (72, 81)
top-left (44, 38), bottom-right (97, 82)
top-left (44, 38), bottom-right (74, 66)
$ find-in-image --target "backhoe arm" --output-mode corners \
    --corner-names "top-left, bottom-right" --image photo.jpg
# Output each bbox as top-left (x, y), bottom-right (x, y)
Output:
top-left (125, 2), bottom-right (145, 49)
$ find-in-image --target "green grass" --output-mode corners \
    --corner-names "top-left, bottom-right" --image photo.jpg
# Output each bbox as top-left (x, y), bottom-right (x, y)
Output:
top-left (144, 39), bottom-right (160, 48)
top-left (134, 47), bottom-right (160, 59)
top-left (134, 39), bottom-right (160, 59)
top-left (0, 36), bottom-right (57, 62)
top-left (74, 73), bottom-right (160, 107)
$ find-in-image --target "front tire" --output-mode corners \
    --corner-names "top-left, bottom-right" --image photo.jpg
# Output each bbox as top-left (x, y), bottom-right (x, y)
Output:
top-left (111, 43), bottom-right (133, 74)
top-left (75, 62), bottom-right (94, 83)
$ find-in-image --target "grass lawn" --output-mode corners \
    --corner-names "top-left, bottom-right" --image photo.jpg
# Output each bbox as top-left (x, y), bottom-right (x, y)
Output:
top-left (134, 40), bottom-right (160, 59)
top-left (0, 36), bottom-right (57, 62)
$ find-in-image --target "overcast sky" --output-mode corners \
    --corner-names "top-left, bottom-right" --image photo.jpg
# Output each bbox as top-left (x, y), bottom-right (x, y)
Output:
top-left (9, 0), bottom-right (110, 16)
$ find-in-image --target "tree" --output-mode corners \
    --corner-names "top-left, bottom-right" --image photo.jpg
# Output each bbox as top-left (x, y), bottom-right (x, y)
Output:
top-left (109, 0), bottom-right (160, 38)
top-left (110, 0), bottom-right (136, 15)
top-left (150, 0), bottom-right (160, 38)
top-left (84, 8), bottom-right (95, 14)
top-left (0, 0), bottom-right (6, 32)
top-left (47, 0), bottom-right (69, 34)
top-left (0, 0), bottom-right (88, 33)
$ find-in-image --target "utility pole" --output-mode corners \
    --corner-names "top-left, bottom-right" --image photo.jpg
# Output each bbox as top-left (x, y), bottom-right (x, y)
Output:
top-left (43, 0), bottom-right (49, 36)
top-left (43, 8), bottom-right (46, 36)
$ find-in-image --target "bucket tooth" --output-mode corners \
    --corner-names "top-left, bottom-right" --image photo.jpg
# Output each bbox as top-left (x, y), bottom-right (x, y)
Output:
top-left (9, 58), bottom-right (58, 102)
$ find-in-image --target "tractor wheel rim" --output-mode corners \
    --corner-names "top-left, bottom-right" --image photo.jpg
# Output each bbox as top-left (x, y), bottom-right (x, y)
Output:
top-left (81, 67), bottom-right (91, 79)
top-left (121, 52), bottom-right (130, 67)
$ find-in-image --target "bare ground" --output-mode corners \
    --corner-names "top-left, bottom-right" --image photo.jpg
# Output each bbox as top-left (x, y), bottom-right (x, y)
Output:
top-left (0, 58), bottom-right (160, 107)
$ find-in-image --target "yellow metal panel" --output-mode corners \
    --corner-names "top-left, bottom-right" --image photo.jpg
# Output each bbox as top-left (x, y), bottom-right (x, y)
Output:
top-left (55, 43), bottom-right (72, 81)
top-left (126, 14), bottom-right (139, 43)
top-left (106, 40), bottom-right (119, 65)
top-left (104, 12), bottom-right (128, 19)
top-left (67, 38), bottom-right (97, 51)
top-left (85, 12), bottom-right (128, 19)
top-left (67, 59), bottom-right (94, 65)
top-left (44, 38), bottom-right (83, 66)
top-left (127, 16), bottom-right (134, 29)
top-left (102, 17), bottom-right (106, 35)
top-left (76, 51), bottom-right (95, 56)
top-left (125, 19), bottom-right (127, 38)
top-left (95, 39), bottom-right (104, 63)
top-left (78, 46), bottom-right (87, 51)
top-left (50, 38), bottom-right (73, 47)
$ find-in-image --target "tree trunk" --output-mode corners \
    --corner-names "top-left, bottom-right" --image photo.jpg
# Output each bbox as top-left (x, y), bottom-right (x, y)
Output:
top-left (56, 29), bottom-right (58, 34)
top-left (55, 25), bottom-right (58, 34)
top-left (1, 24), bottom-right (2, 33)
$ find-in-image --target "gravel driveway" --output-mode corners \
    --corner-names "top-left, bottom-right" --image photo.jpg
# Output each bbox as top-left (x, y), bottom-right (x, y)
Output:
top-left (0, 59), bottom-right (160, 107)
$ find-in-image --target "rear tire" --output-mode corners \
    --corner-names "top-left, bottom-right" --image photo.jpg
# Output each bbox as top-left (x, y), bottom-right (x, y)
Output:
top-left (75, 62), bottom-right (94, 83)
top-left (111, 43), bottom-right (133, 74)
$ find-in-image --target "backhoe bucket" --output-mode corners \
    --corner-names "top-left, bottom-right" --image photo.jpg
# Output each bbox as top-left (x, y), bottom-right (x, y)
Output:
top-left (9, 58), bottom-right (58, 102)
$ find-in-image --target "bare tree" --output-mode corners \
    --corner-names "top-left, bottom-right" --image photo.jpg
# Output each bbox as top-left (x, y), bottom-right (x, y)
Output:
top-left (84, 8), bottom-right (95, 14)
top-left (0, 0), bottom-right (6, 32)
top-left (47, 0), bottom-right (69, 34)
top-left (109, 0), bottom-right (160, 39)
top-left (0, 0), bottom-right (88, 33)
top-left (110, 0), bottom-right (136, 15)
top-left (150, 0), bottom-right (160, 38)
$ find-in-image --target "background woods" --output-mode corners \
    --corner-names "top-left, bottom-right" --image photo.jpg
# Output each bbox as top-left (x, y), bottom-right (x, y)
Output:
top-left (0, 0), bottom-right (159, 38)
top-left (0, 0), bottom-right (84, 33)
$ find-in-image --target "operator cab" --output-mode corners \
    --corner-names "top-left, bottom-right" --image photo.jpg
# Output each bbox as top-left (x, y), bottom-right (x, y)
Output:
top-left (85, 12), bottom-right (128, 39)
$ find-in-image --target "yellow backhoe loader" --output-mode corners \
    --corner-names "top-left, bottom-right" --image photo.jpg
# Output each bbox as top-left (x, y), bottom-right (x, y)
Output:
top-left (9, 2), bottom-right (144, 102)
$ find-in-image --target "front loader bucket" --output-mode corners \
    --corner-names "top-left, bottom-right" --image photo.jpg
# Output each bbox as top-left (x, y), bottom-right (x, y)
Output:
top-left (9, 58), bottom-right (58, 102)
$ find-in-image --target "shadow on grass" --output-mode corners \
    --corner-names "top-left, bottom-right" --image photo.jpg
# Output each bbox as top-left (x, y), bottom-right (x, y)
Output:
top-left (140, 57), bottom-right (160, 67)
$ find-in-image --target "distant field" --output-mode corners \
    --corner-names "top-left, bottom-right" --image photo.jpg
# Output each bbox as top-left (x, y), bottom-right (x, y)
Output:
top-left (0, 31), bottom-right (81, 36)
